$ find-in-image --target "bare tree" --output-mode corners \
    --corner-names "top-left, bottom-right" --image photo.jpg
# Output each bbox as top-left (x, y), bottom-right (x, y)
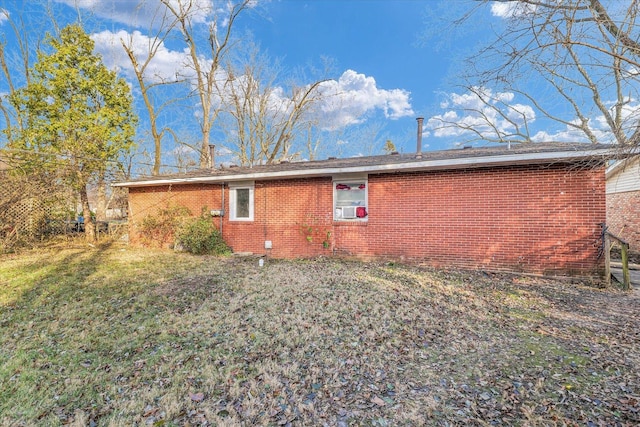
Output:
top-left (160, 0), bottom-right (252, 168)
top-left (218, 46), bottom-right (328, 165)
top-left (430, 0), bottom-right (640, 146)
top-left (0, 7), bottom-right (34, 145)
top-left (427, 86), bottom-right (537, 146)
top-left (119, 10), bottom-right (183, 176)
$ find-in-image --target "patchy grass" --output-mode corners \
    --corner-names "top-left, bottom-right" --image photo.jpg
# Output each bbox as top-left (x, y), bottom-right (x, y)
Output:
top-left (1, 244), bottom-right (639, 426)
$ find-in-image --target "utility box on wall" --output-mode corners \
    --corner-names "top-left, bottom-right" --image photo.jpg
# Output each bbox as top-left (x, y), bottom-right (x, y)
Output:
top-left (210, 209), bottom-right (224, 217)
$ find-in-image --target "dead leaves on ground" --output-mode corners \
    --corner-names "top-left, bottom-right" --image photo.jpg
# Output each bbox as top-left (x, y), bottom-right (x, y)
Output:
top-left (133, 259), bottom-right (640, 426)
top-left (2, 252), bottom-right (639, 425)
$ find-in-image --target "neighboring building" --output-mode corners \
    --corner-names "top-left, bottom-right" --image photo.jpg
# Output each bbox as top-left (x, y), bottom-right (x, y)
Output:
top-left (114, 143), bottom-right (614, 278)
top-left (606, 156), bottom-right (640, 252)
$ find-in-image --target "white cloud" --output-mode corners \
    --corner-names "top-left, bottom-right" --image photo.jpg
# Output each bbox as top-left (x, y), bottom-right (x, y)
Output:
top-left (216, 146), bottom-right (233, 156)
top-left (92, 30), bottom-right (194, 82)
top-left (626, 66), bottom-right (640, 77)
top-left (531, 98), bottom-right (640, 144)
top-left (167, 144), bottom-right (196, 156)
top-left (0, 8), bottom-right (8, 24)
top-left (314, 70), bottom-right (414, 130)
top-left (507, 103), bottom-right (535, 122)
top-left (490, 1), bottom-right (537, 18)
top-left (427, 87), bottom-right (535, 140)
top-left (214, 69), bottom-right (413, 132)
top-left (530, 124), bottom-right (612, 144)
top-left (92, 31), bottom-right (413, 133)
top-left (434, 89), bottom-right (640, 145)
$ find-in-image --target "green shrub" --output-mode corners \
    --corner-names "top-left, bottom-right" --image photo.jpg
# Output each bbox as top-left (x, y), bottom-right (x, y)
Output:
top-left (176, 216), bottom-right (230, 255)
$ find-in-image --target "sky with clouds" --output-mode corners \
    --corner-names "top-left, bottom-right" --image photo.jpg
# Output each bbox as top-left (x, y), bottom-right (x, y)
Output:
top-left (84, 0), bottom-right (426, 153)
top-left (0, 0), bottom-right (631, 169)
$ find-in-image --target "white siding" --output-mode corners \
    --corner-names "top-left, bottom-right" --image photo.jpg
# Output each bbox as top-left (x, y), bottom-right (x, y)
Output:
top-left (607, 158), bottom-right (640, 194)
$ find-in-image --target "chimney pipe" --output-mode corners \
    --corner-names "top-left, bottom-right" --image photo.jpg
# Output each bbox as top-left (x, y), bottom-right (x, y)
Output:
top-left (416, 117), bottom-right (424, 159)
top-left (208, 144), bottom-right (216, 169)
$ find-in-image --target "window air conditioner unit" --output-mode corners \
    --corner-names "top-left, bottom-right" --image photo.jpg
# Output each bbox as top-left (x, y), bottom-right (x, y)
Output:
top-left (342, 206), bottom-right (357, 219)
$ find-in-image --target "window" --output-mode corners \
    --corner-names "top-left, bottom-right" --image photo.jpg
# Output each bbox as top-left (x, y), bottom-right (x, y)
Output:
top-left (333, 176), bottom-right (368, 221)
top-left (229, 181), bottom-right (254, 221)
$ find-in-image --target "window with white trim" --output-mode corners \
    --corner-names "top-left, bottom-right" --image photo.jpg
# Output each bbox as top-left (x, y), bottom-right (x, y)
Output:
top-left (333, 177), bottom-right (368, 221)
top-left (229, 181), bottom-right (254, 221)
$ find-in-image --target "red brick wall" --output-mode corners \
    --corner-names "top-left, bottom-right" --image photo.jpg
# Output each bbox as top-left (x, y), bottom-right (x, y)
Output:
top-left (607, 190), bottom-right (640, 252)
top-left (128, 184), bottom-right (223, 246)
top-left (339, 164), bottom-right (605, 276)
top-left (127, 163), bottom-right (606, 276)
top-left (224, 178), bottom-right (334, 257)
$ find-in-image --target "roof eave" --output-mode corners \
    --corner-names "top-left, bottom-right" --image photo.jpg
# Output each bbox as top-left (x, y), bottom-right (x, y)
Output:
top-left (606, 154), bottom-right (640, 179)
top-left (113, 148), bottom-right (614, 188)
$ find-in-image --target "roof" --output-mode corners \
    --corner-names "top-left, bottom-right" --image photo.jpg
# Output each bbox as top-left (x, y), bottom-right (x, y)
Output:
top-left (114, 142), bottom-right (617, 188)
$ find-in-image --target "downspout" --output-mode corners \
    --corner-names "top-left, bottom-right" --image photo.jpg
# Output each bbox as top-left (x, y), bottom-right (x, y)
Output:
top-left (263, 183), bottom-right (268, 257)
top-left (220, 183), bottom-right (224, 236)
top-left (209, 145), bottom-right (223, 235)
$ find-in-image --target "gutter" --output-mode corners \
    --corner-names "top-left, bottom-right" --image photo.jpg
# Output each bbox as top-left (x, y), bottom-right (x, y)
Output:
top-left (113, 148), bottom-right (614, 188)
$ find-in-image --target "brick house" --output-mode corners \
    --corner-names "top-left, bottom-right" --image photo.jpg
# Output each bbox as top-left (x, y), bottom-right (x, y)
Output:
top-left (606, 156), bottom-right (640, 252)
top-left (115, 143), bottom-right (613, 277)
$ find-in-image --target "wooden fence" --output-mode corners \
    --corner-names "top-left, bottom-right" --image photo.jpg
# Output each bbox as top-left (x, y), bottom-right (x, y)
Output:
top-left (603, 225), bottom-right (631, 290)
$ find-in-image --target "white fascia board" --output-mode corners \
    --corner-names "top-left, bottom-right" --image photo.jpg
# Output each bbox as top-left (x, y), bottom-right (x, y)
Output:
top-left (113, 148), bottom-right (613, 188)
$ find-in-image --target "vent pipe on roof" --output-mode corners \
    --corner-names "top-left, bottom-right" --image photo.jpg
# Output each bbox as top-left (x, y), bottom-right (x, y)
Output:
top-left (416, 117), bottom-right (424, 159)
top-left (208, 144), bottom-right (216, 169)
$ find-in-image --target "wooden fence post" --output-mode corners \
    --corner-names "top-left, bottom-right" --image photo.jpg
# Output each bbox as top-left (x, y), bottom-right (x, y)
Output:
top-left (621, 242), bottom-right (631, 291)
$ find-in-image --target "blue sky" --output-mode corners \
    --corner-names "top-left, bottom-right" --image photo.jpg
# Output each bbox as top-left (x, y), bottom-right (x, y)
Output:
top-left (1, 0), bottom-right (600, 171)
top-left (246, 0), bottom-right (437, 145)
top-left (246, 1), bottom-right (460, 144)
top-left (249, 1), bottom-right (438, 93)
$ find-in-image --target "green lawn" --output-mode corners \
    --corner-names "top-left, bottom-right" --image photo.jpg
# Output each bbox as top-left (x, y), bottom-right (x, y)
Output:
top-left (1, 243), bottom-right (639, 426)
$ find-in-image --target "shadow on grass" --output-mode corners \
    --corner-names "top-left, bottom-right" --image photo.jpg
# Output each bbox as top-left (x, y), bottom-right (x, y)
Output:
top-left (0, 241), bottom-right (164, 424)
top-left (4, 241), bottom-right (113, 308)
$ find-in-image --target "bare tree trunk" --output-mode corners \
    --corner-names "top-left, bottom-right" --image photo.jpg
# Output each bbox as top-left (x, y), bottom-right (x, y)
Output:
top-left (121, 26), bottom-right (182, 176)
top-left (95, 175), bottom-right (107, 221)
top-left (80, 185), bottom-right (96, 242)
